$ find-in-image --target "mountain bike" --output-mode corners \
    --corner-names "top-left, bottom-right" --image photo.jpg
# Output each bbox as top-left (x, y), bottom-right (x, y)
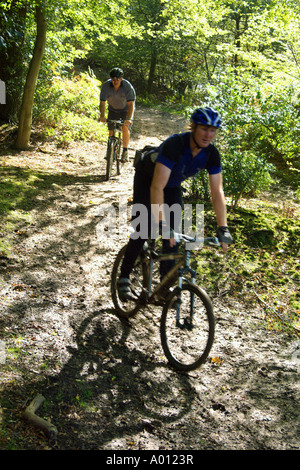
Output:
top-left (105, 119), bottom-right (124, 181)
top-left (111, 233), bottom-right (220, 371)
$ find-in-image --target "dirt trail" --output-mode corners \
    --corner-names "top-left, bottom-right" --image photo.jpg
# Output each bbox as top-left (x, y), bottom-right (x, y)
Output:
top-left (0, 105), bottom-right (299, 450)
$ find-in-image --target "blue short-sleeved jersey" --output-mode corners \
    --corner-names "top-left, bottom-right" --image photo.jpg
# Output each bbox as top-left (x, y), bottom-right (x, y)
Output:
top-left (155, 132), bottom-right (222, 188)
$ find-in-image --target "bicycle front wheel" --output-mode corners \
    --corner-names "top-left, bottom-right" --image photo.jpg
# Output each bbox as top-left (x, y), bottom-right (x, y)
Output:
top-left (105, 139), bottom-right (114, 181)
top-left (111, 244), bottom-right (148, 318)
top-left (115, 138), bottom-right (122, 175)
top-left (160, 284), bottom-right (215, 371)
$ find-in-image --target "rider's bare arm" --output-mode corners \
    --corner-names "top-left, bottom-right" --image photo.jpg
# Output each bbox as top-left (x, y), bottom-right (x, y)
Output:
top-left (125, 100), bottom-right (135, 125)
top-left (99, 100), bottom-right (106, 122)
top-left (209, 173), bottom-right (229, 252)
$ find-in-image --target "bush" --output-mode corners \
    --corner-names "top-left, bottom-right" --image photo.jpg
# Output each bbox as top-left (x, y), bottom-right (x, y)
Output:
top-left (221, 150), bottom-right (274, 207)
top-left (34, 72), bottom-right (108, 145)
top-left (187, 75), bottom-right (300, 202)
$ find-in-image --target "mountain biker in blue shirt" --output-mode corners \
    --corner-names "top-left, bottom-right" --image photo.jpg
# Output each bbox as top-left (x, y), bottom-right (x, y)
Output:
top-left (118, 107), bottom-right (233, 301)
top-left (99, 67), bottom-right (136, 162)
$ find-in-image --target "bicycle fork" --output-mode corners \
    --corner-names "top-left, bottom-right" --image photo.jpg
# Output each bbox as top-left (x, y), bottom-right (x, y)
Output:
top-left (108, 137), bottom-right (116, 159)
top-left (176, 251), bottom-right (196, 330)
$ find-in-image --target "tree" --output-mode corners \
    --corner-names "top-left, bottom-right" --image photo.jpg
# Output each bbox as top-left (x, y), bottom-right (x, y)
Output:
top-left (14, 1), bottom-right (46, 149)
top-left (0, 0), bottom-right (27, 121)
top-left (13, 0), bottom-right (109, 148)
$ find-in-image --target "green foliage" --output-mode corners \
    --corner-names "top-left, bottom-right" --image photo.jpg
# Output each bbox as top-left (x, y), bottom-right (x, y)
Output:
top-left (182, 170), bottom-right (210, 203)
top-left (0, 1), bottom-right (28, 120)
top-left (35, 72), bottom-right (108, 146)
top-left (183, 74), bottom-right (299, 206)
top-left (221, 150), bottom-right (274, 207)
top-left (251, 83), bottom-right (300, 165)
top-left (0, 166), bottom-right (43, 256)
top-left (193, 199), bottom-right (300, 334)
top-left (2, 0), bottom-right (299, 162)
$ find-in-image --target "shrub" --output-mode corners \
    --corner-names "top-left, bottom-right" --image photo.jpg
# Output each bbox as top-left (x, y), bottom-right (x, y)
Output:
top-left (221, 150), bottom-right (274, 207)
top-left (34, 72), bottom-right (108, 145)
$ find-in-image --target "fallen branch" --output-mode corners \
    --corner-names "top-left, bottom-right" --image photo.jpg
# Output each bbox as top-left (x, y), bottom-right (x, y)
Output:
top-left (23, 393), bottom-right (58, 443)
top-left (37, 146), bottom-right (63, 155)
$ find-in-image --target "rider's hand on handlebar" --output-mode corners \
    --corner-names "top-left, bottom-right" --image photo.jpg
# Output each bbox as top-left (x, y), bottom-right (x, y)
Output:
top-left (217, 226), bottom-right (233, 252)
top-left (99, 116), bottom-right (106, 123)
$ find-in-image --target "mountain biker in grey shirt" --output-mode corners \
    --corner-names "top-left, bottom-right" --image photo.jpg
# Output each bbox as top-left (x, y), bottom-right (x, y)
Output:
top-left (100, 68), bottom-right (136, 162)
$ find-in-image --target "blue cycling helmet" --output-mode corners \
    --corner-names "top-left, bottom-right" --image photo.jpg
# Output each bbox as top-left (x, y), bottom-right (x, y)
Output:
top-left (191, 107), bottom-right (222, 128)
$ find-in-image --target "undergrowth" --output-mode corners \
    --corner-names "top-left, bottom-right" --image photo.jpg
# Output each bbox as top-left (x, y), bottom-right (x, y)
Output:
top-left (0, 166), bottom-right (74, 259)
top-left (35, 72), bottom-right (108, 147)
top-left (192, 195), bottom-right (300, 336)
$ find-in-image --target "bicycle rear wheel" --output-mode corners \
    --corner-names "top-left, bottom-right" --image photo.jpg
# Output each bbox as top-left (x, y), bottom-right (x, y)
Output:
top-left (160, 284), bottom-right (215, 371)
top-left (105, 139), bottom-right (114, 181)
top-left (111, 244), bottom-right (148, 318)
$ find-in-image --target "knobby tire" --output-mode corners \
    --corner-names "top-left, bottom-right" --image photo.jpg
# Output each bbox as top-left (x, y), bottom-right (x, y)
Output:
top-left (106, 139), bottom-right (114, 181)
top-left (111, 244), bottom-right (148, 318)
top-left (116, 138), bottom-right (122, 175)
top-left (160, 284), bottom-right (215, 371)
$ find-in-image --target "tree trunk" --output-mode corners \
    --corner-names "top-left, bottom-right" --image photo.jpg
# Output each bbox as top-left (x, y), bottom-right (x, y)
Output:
top-left (147, 45), bottom-right (157, 95)
top-left (233, 13), bottom-right (241, 72)
top-left (14, 3), bottom-right (47, 149)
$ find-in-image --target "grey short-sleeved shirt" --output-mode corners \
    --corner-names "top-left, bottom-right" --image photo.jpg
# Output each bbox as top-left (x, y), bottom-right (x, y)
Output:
top-left (100, 79), bottom-right (136, 112)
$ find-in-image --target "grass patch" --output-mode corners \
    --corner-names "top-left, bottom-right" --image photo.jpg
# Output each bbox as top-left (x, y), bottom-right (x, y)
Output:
top-left (0, 167), bottom-right (39, 257)
top-left (0, 165), bottom-right (76, 258)
top-left (191, 196), bottom-right (300, 335)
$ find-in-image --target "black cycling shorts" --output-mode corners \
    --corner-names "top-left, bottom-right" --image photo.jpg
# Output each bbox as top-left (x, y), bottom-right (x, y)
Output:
top-left (107, 109), bottom-right (133, 130)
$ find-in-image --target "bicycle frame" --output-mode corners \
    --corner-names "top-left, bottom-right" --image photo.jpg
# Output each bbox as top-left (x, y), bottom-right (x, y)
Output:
top-left (141, 235), bottom-right (220, 304)
top-left (108, 119), bottom-right (123, 145)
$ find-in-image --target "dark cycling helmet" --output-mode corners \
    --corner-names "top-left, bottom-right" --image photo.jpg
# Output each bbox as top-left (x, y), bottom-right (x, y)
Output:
top-left (110, 67), bottom-right (124, 78)
top-left (191, 107), bottom-right (222, 128)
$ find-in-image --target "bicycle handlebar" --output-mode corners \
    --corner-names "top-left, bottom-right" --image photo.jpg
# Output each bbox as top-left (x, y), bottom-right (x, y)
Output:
top-left (103, 119), bottom-right (131, 128)
top-left (106, 119), bottom-right (124, 124)
top-left (174, 232), bottom-right (221, 247)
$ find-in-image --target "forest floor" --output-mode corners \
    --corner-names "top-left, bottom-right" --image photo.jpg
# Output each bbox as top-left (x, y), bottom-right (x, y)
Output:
top-left (0, 105), bottom-right (299, 451)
